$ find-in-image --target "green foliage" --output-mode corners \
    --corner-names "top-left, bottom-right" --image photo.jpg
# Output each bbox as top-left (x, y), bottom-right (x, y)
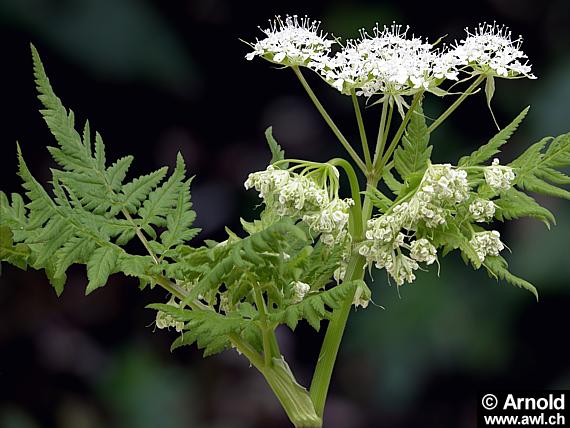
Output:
top-left (0, 226), bottom-right (30, 270)
top-left (510, 133), bottom-right (570, 200)
top-left (265, 126), bottom-right (288, 168)
top-left (483, 255), bottom-right (538, 300)
top-left (0, 45), bottom-right (198, 297)
top-left (269, 280), bottom-right (359, 331)
top-left (394, 102), bottom-right (432, 179)
top-left (430, 222), bottom-right (481, 269)
top-left (493, 188), bottom-right (555, 228)
top-left (458, 107), bottom-right (529, 167)
top-left (363, 187), bottom-right (393, 213)
top-left (147, 303), bottom-right (258, 357)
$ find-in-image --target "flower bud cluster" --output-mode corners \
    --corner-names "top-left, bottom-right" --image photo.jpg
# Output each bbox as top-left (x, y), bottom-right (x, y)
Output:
top-left (358, 215), bottom-right (434, 286)
top-left (245, 15), bottom-right (333, 66)
top-left (484, 158), bottom-right (516, 191)
top-left (155, 297), bottom-right (185, 332)
top-left (469, 198), bottom-right (496, 222)
top-left (291, 281), bottom-right (310, 303)
top-left (470, 230), bottom-right (505, 263)
top-left (406, 164), bottom-right (470, 228)
top-left (410, 238), bottom-right (438, 264)
top-left (358, 164), bottom-right (483, 286)
top-left (245, 165), bottom-right (353, 246)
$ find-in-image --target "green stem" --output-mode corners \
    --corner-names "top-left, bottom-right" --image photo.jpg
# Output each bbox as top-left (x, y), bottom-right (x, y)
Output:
top-left (351, 90), bottom-right (372, 170)
top-left (309, 176), bottom-right (379, 418)
top-left (372, 98), bottom-right (389, 167)
top-left (376, 92), bottom-right (423, 177)
top-left (253, 285), bottom-right (279, 366)
top-left (292, 66), bottom-right (367, 174)
top-left (327, 158), bottom-right (363, 239)
top-left (261, 357), bottom-right (322, 428)
top-left (427, 75), bottom-right (485, 134)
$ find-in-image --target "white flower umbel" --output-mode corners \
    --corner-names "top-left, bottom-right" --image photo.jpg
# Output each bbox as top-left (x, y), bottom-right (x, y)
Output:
top-left (246, 15), bottom-right (334, 67)
top-left (410, 238), bottom-right (437, 265)
top-left (470, 230), bottom-right (505, 263)
top-left (311, 23), bottom-right (461, 99)
top-left (484, 158), bottom-right (516, 191)
top-left (451, 22), bottom-right (536, 79)
top-left (469, 198), bottom-right (496, 222)
top-left (291, 281), bottom-right (310, 303)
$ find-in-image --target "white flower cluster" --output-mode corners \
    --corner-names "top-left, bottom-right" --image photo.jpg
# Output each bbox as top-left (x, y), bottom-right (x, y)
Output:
top-left (244, 166), bottom-right (353, 246)
top-left (155, 297), bottom-right (184, 332)
top-left (451, 23), bottom-right (536, 79)
top-left (291, 280), bottom-right (310, 303)
top-left (410, 238), bottom-right (438, 264)
top-left (358, 164), bottom-right (471, 285)
top-left (470, 230), bottom-right (505, 263)
top-left (310, 23), bottom-right (452, 97)
top-left (246, 17), bottom-right (536, 97)
top-left (245, 15), bottom-right (333, 66)
top-left (469, 198), bottom-right (496, 222)
top-left (407, 164), bottom-right (470, 227)
top-left (484, 158), bottom-right (516, 191)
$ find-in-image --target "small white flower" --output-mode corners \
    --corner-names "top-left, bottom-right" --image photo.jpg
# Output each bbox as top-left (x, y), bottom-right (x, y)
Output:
top-left (470, 230), bottom-right (505, 263)
top-left (469, 198), bottom-right (496, 222)
top-left (390, 254), bottom-right (419, 286)
top-left (291, 281), bottom-right (310, 303)
top-left (246, 15), bottom-right (334, 67)
top-left (484, 158), bottom-right (516, 191)
top-left (352, 282), bottom-right (371, 308)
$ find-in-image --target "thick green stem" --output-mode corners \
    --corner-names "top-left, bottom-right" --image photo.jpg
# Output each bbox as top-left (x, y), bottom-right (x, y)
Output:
top-left (262, 357), bottom-right (322, 428)
top-left (309, 176), bottom-right (379, 418)
top-left (253, 285), bottom-right (280, 366)
top-left (292, 66), bottom-right (367, 174)
top-left (351, 90), bottom-right (372, 169)
top-left (427, 75), bottom-right (485, 134)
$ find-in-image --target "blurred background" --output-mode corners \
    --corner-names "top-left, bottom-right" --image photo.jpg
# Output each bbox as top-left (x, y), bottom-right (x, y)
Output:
top-left (0, 0), bottom-right (569, 427)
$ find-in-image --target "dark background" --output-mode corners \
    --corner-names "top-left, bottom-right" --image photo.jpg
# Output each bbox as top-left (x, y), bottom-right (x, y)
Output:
top-left (1, 1), bottom-right (569, 427)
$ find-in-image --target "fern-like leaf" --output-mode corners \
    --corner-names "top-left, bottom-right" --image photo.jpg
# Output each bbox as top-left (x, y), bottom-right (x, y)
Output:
top-left (265, 126), bottom-right (287, 168)
top-left (394, 102), bottom-right (432, 179)
top-left (510, 133), bottom-right (570, 200)
top-left (458, 107), bottom-right (529, 167)
top-left (483, 255), bottom-right (538, 300)
top-left (493, 187), bottom-right (555, 227)
top-left (269, 280), bottom-right (358, 331)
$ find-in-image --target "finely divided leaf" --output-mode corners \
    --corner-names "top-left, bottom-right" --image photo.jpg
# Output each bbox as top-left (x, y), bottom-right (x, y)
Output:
top-left (494, 187), bottom-right (555, 227)
top-left (265, 126), bottom-right (287, 168)
top-left (458, 107), bottom-right (529, 167)
top-left (511, 133), bottom-right (570, 200)
top-left (394, 102), bottom-right (432, 179)
top-left (269, 280), bottom-right (358, 331)
top-left (86, 246), bottom-right (119, 294)
top-left (483, 255), bottom-right (538, 300)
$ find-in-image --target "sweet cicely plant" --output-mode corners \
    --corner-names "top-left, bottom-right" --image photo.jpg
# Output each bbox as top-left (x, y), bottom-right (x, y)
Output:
top-left (2, 16), bottom-right (570, 427)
